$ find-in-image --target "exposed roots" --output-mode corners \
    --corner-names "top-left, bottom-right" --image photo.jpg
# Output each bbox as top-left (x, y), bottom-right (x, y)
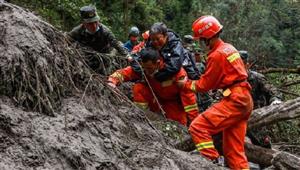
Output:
top-left (0, 3), bottom-right (127, 115)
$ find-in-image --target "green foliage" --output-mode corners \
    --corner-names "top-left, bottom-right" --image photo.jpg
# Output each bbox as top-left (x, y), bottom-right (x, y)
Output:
top-left (8, 0), bottom-right (300, 67)
top-left (262, 72), bottom-right (300, 146)
top-left (10, 0), bottom-right (93, 30)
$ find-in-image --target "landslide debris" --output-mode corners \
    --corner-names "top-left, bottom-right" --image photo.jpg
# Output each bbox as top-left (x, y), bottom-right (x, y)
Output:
top-left (0, 2), bottom-right (222, 170)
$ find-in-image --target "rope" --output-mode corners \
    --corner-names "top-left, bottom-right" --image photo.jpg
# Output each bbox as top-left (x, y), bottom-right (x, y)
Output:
top-left (134, 60), bottom-right (167, 118)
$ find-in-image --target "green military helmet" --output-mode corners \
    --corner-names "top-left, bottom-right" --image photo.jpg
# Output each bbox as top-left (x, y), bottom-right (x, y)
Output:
top-left (183, 35), bottom-right (194, 44)
top-left (80, 6), bottom-right (100, 23)
top-left (129, 26), bottom-right (140, 37)
top-left (239, 50), bottom-right (249, 63)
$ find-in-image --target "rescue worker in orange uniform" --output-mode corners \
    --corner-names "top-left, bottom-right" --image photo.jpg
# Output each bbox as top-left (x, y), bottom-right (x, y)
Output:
top-left (182, 16), bottom-right (253, 169)
top-left (108, 48), bottom-right (199, 126)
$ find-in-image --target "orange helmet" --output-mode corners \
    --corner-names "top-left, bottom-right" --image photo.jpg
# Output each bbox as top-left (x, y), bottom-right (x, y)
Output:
top-left (142, 30), bottom-right (150, 40)
top-left (192, 15), bottom-right (223, 40)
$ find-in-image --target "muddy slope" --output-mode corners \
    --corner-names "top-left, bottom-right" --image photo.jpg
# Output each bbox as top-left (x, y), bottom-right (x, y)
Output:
top-left (0, 2), bottom-right (222, 170)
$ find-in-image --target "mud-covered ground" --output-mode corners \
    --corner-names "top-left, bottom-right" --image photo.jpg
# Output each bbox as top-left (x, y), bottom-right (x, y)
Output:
top-left (0, 95), bottom-right (223, 170)
top-left (0, 2), bottom-right (223, 170)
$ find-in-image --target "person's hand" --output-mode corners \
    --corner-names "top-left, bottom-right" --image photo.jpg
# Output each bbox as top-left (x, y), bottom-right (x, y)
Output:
top-left (177, 76), bottom-right (188, 88)
top-left (127, 54), bottom-right (133, 62)
top-left (271, 99), bottom-right (282, 105)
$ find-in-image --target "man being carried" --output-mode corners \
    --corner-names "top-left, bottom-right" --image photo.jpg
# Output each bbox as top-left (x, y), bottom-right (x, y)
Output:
top-left (147, 22), bottom-right (200, 81)
top-left (107, 48), bottom-right (199, 126)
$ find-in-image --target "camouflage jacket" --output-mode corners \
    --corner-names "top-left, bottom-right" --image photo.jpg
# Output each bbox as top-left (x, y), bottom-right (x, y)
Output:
top-left (248, 70), bottom-right (283, 108)
top-left (68, 24), bottom-right (127, 55)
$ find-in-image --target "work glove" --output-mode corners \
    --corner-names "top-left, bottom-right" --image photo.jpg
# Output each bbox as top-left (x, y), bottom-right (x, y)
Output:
top-left (271, 99), bottom-right (282, 105)
top-left (107, 82), bottom-right (117, 89)
top-left (126, 54), bottom-right (133, 62)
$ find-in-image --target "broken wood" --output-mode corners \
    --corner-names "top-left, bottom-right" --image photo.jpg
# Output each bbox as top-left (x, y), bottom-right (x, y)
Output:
top-left (245, 143), bottom-right (300, 169)
top-left (278, 89), bottom-right (300, 97)
top-left (248, 97), bottom-right (300, 129)
top-left (259, 67), bottom-right (300, 74)
top-left (280, 80), bottom-right (300, 88)
top-left (244, 143), bottom-right (274, 167)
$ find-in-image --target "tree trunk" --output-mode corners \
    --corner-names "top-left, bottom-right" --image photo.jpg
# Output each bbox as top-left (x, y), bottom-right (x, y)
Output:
top-left (245, 143), bottom-right (300, 169)
top-left (280, 80), bottom-right (300, 88)
top-left (259, 67), bottom-right (300, 74)
top-left (248, 97), bottom-right (300, 129)
top-left (123, 0), bottom-right (129, 40)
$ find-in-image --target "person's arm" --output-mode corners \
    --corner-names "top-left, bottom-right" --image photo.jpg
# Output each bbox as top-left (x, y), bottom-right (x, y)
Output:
top-left (103, 26), bottom-right (128, 55)
top-left (67, 25), bottom-right (83, 42)
top-left (176, 74), bottom-right (199, 123)
top-left (154, 43), bottom-right (183, 81)
top-left (187, 52), bottom-right (224, 93)
top-left (108, 66), bottom-right (140, 86)
top-left (257, 75), bottom-right (283, 104)
top-left (123, 40), bottom-right (132, 52)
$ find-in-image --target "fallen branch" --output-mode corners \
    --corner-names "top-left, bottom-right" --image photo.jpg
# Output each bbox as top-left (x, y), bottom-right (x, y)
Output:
top-left (248, 97), bottom-right (300, 129)
top-left (278, 89), bottom-right (300, 97)
top-left (245, 143), bottom-right (300, 169)
top-left (259, 67), bottom-right (300, 74)
top-left (280, 80), bottom-right (300, 88)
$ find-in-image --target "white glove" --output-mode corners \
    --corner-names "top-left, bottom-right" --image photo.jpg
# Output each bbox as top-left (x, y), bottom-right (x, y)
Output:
top-left (107, 82), bottom-right (116, 89)
top-left (271, 99), bottom-right (282, 105)
top-left (127, 54), bottom-right (133, 62)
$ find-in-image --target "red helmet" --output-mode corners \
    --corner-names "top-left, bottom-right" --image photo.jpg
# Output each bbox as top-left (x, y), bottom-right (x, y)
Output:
top-left (192, 16), bottom-right (223, 40)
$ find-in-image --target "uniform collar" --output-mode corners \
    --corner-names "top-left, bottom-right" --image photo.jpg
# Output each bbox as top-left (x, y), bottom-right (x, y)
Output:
top-left (208, 39), bottom-right (224, 55)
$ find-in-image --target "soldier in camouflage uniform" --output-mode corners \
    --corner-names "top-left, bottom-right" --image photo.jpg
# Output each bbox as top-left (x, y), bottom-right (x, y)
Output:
top-left (182, 35), bottom-right (212, 112)
top-left (240, 50), bottom-right (283, 149)
top-left (68, 6), bottom-right (128, 74)
top-left (239, 50), bottom-right (283, 109)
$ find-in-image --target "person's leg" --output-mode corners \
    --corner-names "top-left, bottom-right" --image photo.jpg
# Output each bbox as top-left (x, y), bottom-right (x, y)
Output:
top-left (189, 114), bottom-right (220, 160)
top-left (189, 86), bottom-right (253, 169)
top-left (223, 117), bottom-right (249, 169)
top-left (163, 101), bottom-right (187, 126)
top-left (133, 83), bottom-right (159, 111)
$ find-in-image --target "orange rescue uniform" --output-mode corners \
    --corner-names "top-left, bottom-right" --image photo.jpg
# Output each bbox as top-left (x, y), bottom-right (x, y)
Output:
top-left (185, 39), bottom-right (253, 169)
top-left (109, 66), bottom-right (199, 126)
top-left (131, 41), bottom-right (145, 54)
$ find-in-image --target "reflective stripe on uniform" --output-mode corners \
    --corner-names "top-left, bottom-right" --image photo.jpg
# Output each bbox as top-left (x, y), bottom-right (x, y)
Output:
top-left (227, 53), bottom-right (240, 63)
top-left (191, 81), bottom-right (196, 92)
top-left (110, 72), bottom-right (124, 82)
top-left (184, 104), bottom-right (198, 112)
top-left (222, 88), bottom-right (231, 97)
top-left (134, 102), bottom-right (148, 110)
top-left (196, 141), bottom-right (215, 150)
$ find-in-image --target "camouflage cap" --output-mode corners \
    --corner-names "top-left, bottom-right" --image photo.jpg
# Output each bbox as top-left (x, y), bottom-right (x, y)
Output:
top-left (80, 6), bottom-right (100, 23)
top-left (183, 35), bottom-right (194, 44)
top-left (239, 50), bottom-right (249, 61)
